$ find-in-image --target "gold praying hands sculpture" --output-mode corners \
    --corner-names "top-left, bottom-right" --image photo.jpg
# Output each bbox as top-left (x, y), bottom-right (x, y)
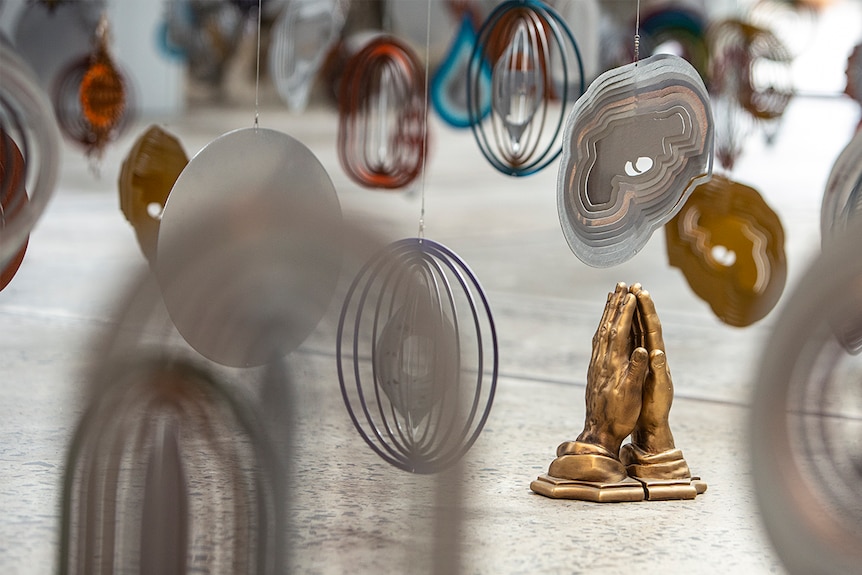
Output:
top-left (531, 282), bottom-right (706, 502)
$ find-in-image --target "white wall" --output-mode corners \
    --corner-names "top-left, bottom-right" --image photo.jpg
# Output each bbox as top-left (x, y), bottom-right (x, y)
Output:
top-left (108, 0), bottom-right (184, 117)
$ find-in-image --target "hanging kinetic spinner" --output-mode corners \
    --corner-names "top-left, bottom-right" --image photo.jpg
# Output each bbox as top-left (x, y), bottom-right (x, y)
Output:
top-left (707, 19), bottom-right (793, 170)
top-left (269, 0), bottom-right (348, 111)
top-left (337, 36), bottom-right (428, 190)
top-left (54, 14), bottom-right (130, 164)
top-left (821, 131), bottom-right (862, 352)
top-left (821, 129), bottom-right (862, 248)
top-left (746, 0), bottom-right (817, 60)
top-left (665, 175), bottom-right (786, 327)
top-left (709, 21), bottom-right (793, 121)
top-left (845, 42), bottom-right (862, 125)
top-left (751, 218), bottom-right (862, 575)
top-left (118, 125), bottom-right (189, 264)
top-left (848, 42), bottom-right (862, 101)
top-left (337, 238), bottom-right (498, 474)
top-left (467, 0), bottom-right (585, 176)
top-left (59, 357), bottom-right (283, 575)
top-left (0, 43), bottom-right (61, 288)
top-left (157, 127), bottom-right (343, 368)
top-left (557, 53), bottom-right (714, 267)
top-left (431, 7), bottom-right (491, 128)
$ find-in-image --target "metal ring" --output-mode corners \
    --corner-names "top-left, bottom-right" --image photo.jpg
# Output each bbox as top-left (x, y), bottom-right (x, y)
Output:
top-left (0, 44), bottom-right (60, 268)
top-left (337, 238), bottom-right (498, 473)
top-left (337, 36), bottom-right (427, 190)
top-left (467, 0), bottom-right (584, 177)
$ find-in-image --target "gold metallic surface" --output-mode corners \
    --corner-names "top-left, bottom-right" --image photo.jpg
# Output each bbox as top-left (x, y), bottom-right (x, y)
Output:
top-left (530, 474), bottom-right (707, 502)
top-left (530, 474), bottom-right (646, 503)
top-left (118, 125), bottom-right (188, 263)
top-left (665, 175), bottom-right (786, 327)
top-left (531, 282), bottom-right (705, 502)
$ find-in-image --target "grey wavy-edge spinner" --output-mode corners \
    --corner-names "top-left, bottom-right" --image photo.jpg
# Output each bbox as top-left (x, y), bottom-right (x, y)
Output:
top-left (821, 129), bottom-right (862, 248)
top-left (557, 53), bottom-right (713, 267)
top-left (269, 0), bottom-right (346, 111)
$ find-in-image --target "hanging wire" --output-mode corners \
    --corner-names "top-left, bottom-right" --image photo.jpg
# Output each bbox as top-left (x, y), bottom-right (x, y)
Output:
top-left (254, 0), bottom-right (262, 127)
top-left (418, 0), bottom-right (432, 241)
top-left (634, 0), bottom-right (641, 64)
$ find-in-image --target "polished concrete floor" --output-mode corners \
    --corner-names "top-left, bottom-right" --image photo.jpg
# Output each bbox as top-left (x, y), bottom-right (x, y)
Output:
top-left (1, 80), bottom-right (860, 574)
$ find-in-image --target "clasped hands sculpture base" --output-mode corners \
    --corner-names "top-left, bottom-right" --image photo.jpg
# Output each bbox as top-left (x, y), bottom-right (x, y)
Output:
top-left (531, 282), bottom-right (706, 502)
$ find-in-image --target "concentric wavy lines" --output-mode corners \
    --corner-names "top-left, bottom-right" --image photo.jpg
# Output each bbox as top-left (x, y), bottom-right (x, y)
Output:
top-left (557, 54), bottom-right (713, 267)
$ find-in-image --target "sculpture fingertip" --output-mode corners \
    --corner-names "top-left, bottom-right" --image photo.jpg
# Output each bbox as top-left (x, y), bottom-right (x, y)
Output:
top-left (629, 347), bottom-right (648, 369)
top-left (631, 347), bottom-right (649, 382)
top-left (650, 349), bottom-right (666, 368)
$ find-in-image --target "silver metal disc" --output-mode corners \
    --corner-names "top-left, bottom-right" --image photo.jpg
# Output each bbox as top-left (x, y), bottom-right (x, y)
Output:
top-left (157, 127), bottom-right (342, 367)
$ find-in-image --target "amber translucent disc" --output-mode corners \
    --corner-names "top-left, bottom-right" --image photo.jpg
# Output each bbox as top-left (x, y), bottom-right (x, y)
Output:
top-left (80, 58), bottom-right (126, 131)
top-left (55, 26), bottom-right (129, 159)
top-left (119, 125), bottom-right (189, 263)
top-left (666, 175), bottom-right (786, 327)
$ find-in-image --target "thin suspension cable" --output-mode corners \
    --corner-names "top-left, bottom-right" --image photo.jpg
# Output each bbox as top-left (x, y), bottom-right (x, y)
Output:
top-left (634, 0), bottom-right (641, 64)
top-left (418, 0), bottom-right (432, 241)
top-left (254, 0), bottom-right (263, 127)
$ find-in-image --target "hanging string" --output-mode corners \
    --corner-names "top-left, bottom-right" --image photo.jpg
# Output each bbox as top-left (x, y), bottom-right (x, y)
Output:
top-left (634, 0), bottom-right (641, 65)
top-left (418, 0), bottom-right (432, 241)
top-left (254, 0), bottom-right (263, 127)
